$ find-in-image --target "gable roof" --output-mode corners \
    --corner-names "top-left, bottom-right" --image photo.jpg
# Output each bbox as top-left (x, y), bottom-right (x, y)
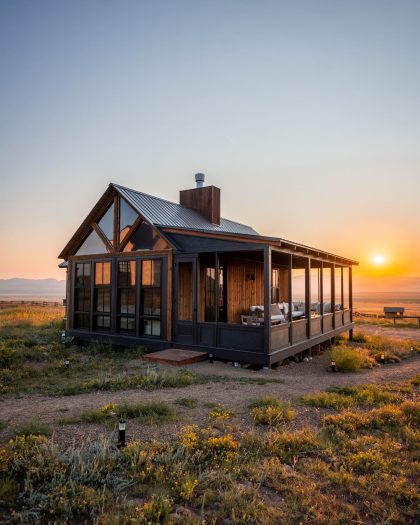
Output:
top-left (113, 183), bottom-right (259, 237)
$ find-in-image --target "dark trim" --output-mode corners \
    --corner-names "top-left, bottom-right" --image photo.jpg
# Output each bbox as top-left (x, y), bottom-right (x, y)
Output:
top-left (263, 246), bottom-right (271, 354)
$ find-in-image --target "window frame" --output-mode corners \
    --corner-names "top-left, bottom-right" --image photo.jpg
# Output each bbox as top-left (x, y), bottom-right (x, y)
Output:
top-left (92, 260), bottom-right (112, 332)
top-left (117, 259), bottom-right (137, 335)
top-left (139, 258), bottom-right (162, 338)
top-left (73, 262), bottom-right (92, 330)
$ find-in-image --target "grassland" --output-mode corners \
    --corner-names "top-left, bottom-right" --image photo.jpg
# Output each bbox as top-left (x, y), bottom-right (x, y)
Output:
top-left (0, 305), bottom-right (419, 524)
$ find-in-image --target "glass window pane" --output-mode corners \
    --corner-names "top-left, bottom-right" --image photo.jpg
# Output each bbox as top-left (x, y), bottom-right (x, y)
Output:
top-left (74, 313), bottom-right (89, 330)
top-left (118, 260), bottom-right (136, 287)
top-left (142, 260), bottom-right (152, 286)
top-left (97, 203), bottom-right (114, 245)
top-left (95, 315), bottom-right (110, 330)
top-left (142, 288), bottom-right (161, 316)
top-left (119, 198), bottom-right (138, 243)
top-left (118, 317), bottom-right (135, 333)
top-left (76, 230), bottom-right (107, 256)
top-left (152, 320), bottom-right (161, 337)
top-left (123, 222), bottom-right (170, 252)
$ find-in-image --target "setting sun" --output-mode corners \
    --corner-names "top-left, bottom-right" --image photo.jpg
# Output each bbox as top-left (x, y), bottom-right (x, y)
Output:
top-left (373, 254), bottom-right (386, 265)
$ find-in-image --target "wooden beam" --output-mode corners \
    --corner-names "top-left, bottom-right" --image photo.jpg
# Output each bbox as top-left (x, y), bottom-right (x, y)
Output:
top-left (113, 195), bottom-right (119, 247)
top-left (117, 215), bottom-right (143, 252)
top-left (92, 223), bottom-right (114, 253)
top-left (331, 264), bottom-right (336, 330)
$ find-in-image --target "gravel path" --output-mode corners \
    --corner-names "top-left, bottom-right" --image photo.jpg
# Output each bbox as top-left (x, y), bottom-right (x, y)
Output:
top-left (1, 348), bottom-right (419, 447)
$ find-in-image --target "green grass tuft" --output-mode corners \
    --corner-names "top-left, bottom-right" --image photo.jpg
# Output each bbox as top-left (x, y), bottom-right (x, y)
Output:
top-left (14, 418), bottom-right (53, 437)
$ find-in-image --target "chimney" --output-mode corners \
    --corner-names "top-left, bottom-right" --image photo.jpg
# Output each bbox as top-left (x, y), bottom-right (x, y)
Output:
top-left (180, 173), bottom-right (221, 225)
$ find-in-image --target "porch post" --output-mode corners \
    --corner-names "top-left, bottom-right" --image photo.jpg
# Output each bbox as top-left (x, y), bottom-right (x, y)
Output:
top-left (306, 257), bottom-right (311, 339)
top-left (288, 254), bottom-right (293, 345)
top-left (331, 264), bottom-right (336, 330)
top-left (263, 246), bottom-right (271, 357)
top-left (349, 266), bottom-right (353, 341)
top-left (320, 262), bottom-right (324, 332)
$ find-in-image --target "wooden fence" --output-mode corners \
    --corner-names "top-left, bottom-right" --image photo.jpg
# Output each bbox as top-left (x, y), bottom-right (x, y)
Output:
top-left (0, 300), bottom-right (64, 309)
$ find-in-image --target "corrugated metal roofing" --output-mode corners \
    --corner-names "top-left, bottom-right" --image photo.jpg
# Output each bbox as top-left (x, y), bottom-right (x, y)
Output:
top-left (113, 183), bottom-right (259, 236)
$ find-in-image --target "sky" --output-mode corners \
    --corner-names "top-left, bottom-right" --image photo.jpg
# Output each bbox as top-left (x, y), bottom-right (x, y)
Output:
top-left (0, 0), bottom-right (419, 291)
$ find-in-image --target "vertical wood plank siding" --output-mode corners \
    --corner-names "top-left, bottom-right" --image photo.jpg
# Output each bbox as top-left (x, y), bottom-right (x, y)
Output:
top-left (178, 262), bottom-right (193, 321)
top-left (227, 260), bottom-right (264, 323)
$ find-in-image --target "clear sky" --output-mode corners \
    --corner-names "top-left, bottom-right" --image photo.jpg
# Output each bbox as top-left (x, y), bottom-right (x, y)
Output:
top-left (0, 0), bottom-right (419, 290)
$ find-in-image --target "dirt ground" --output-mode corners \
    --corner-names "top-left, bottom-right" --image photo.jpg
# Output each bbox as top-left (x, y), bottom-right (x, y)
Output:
top-left (1, 324), bottom-right (419, 448)
top-left (354, 323), bottom-right (420, 341)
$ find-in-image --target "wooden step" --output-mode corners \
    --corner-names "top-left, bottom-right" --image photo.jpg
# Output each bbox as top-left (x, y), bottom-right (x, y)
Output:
top-left (143, 348), bottom-right (208, 366)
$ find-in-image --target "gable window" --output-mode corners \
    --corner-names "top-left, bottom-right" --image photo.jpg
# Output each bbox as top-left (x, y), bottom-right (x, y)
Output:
top-left (123, 221), bottom-right (169, 252)
top-left (119, 198), bottom-right (138, 244)
top-left (97, 203), bottom-right (115, 245)
top-left (74, 263), bottom-right (91, 329)
top-left (75, 229), bottom-right (108, 256)
top-left (140, 259), bottom-right (161, 337)
top-left (117, 260), bottom-right (136, 333)
top-left (93, 262), bottom-right (111, 331)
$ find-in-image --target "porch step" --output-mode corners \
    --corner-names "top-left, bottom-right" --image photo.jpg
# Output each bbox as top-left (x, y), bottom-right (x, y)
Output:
top-left (143, 348), bottom-right (208, 367)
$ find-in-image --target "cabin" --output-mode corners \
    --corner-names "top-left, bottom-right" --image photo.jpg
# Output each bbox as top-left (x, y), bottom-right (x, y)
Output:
top-left (58, 174), bottom-right (358, 366)
top-left (384, 307), bottom-right (404, 318)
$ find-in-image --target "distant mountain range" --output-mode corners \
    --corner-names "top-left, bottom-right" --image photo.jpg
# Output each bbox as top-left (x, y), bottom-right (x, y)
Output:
top-left (0, 278), bottom-right (66, 296)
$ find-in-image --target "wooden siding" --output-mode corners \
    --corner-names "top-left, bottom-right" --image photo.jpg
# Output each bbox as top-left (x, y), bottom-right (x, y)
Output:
top-left (278, 267), bottom-right (289, 301)
top-left (227, 260), bottom-right (264, 323)
top-left (178, 262), bottom-right (193, 321)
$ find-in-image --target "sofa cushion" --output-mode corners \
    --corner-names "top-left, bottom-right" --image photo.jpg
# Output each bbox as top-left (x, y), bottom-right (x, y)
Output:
top-left (271, 303), bottom-right (283, 316)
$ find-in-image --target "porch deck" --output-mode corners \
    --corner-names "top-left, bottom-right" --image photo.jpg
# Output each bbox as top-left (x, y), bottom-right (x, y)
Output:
top-left (143, 348), bottom-right (208, 366)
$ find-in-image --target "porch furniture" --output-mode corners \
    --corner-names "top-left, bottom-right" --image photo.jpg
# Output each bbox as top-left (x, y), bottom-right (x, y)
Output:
top-left (241, 315), bottom-right (262, 326)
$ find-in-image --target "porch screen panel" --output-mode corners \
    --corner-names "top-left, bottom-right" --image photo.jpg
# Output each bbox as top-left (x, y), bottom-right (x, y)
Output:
top-left (74, 263), bottom-right (91, 329)
top-left (335, 267), bottom-right (343, 310)
top-left (342, 267), bottom-right (349, 308)
top-left (204, 267), bottom-right (216, 322)
top-left (322, 266), bottom-right (332, 313)
top-left (140, 259), bottom-right (161, 337)
top-left (93, 262), bottom-right (111, 331)
top-left (310, 265), bottom-right (321, 317)
top-left (117, 260), bottom-right (136, 333)
top-left (271, 268), bottom-right (280, 303)
top-left (178, 262), bottom-right (193, 321)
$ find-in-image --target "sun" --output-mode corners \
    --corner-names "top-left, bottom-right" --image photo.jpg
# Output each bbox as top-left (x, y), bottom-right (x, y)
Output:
top-left (373, 254), bottom-right (385, 265)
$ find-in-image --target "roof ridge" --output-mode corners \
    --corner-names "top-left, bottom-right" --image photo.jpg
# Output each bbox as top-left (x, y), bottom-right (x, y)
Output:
top-left (111, 182), bottom-right (181, 207)
top-left (112, 182), bottom-right (256, 231)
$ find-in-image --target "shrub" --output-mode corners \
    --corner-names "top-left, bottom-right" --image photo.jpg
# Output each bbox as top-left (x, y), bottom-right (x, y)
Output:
top-left (266, 429), bottom-right (320, 463)
top-left (347, 450), bottom-right (389, 474)
top-left (209, 404), bottom-right (234, 421)
top-left (175, 397), bottom-right (198, 408)
top-left (329, 345), bottom-right (374, 372)
top-left (14, 418), bottom-right (52, 437)
top-left (351, 331), bottom-right (367, 343)
top-left (301, 391), bottom-right (353, 409)
top-left (142, 495), bottom-right (172, 522)
top-left (177, 425), bottom-right (239, 465)
top-left (76, 401), bottom-right (176, 426)
top-left (249, 396), bottom-right (296, 426)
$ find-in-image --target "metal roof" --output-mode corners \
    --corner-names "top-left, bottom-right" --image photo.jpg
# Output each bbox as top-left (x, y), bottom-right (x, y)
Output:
top-left (113, 183), bottom-right (259, 236)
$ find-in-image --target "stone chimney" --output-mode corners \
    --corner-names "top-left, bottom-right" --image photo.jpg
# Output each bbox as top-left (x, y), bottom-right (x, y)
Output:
top-left (179, 173), bottom-right (221, 225)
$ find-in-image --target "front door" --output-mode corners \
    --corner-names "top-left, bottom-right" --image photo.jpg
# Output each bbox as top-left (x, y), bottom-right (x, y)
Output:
top-left (173, 257), bottom-right (197, 345)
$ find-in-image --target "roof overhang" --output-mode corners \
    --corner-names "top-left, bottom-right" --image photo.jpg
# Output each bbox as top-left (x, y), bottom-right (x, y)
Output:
top-left (160, 226), bottom-right (358, 266)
